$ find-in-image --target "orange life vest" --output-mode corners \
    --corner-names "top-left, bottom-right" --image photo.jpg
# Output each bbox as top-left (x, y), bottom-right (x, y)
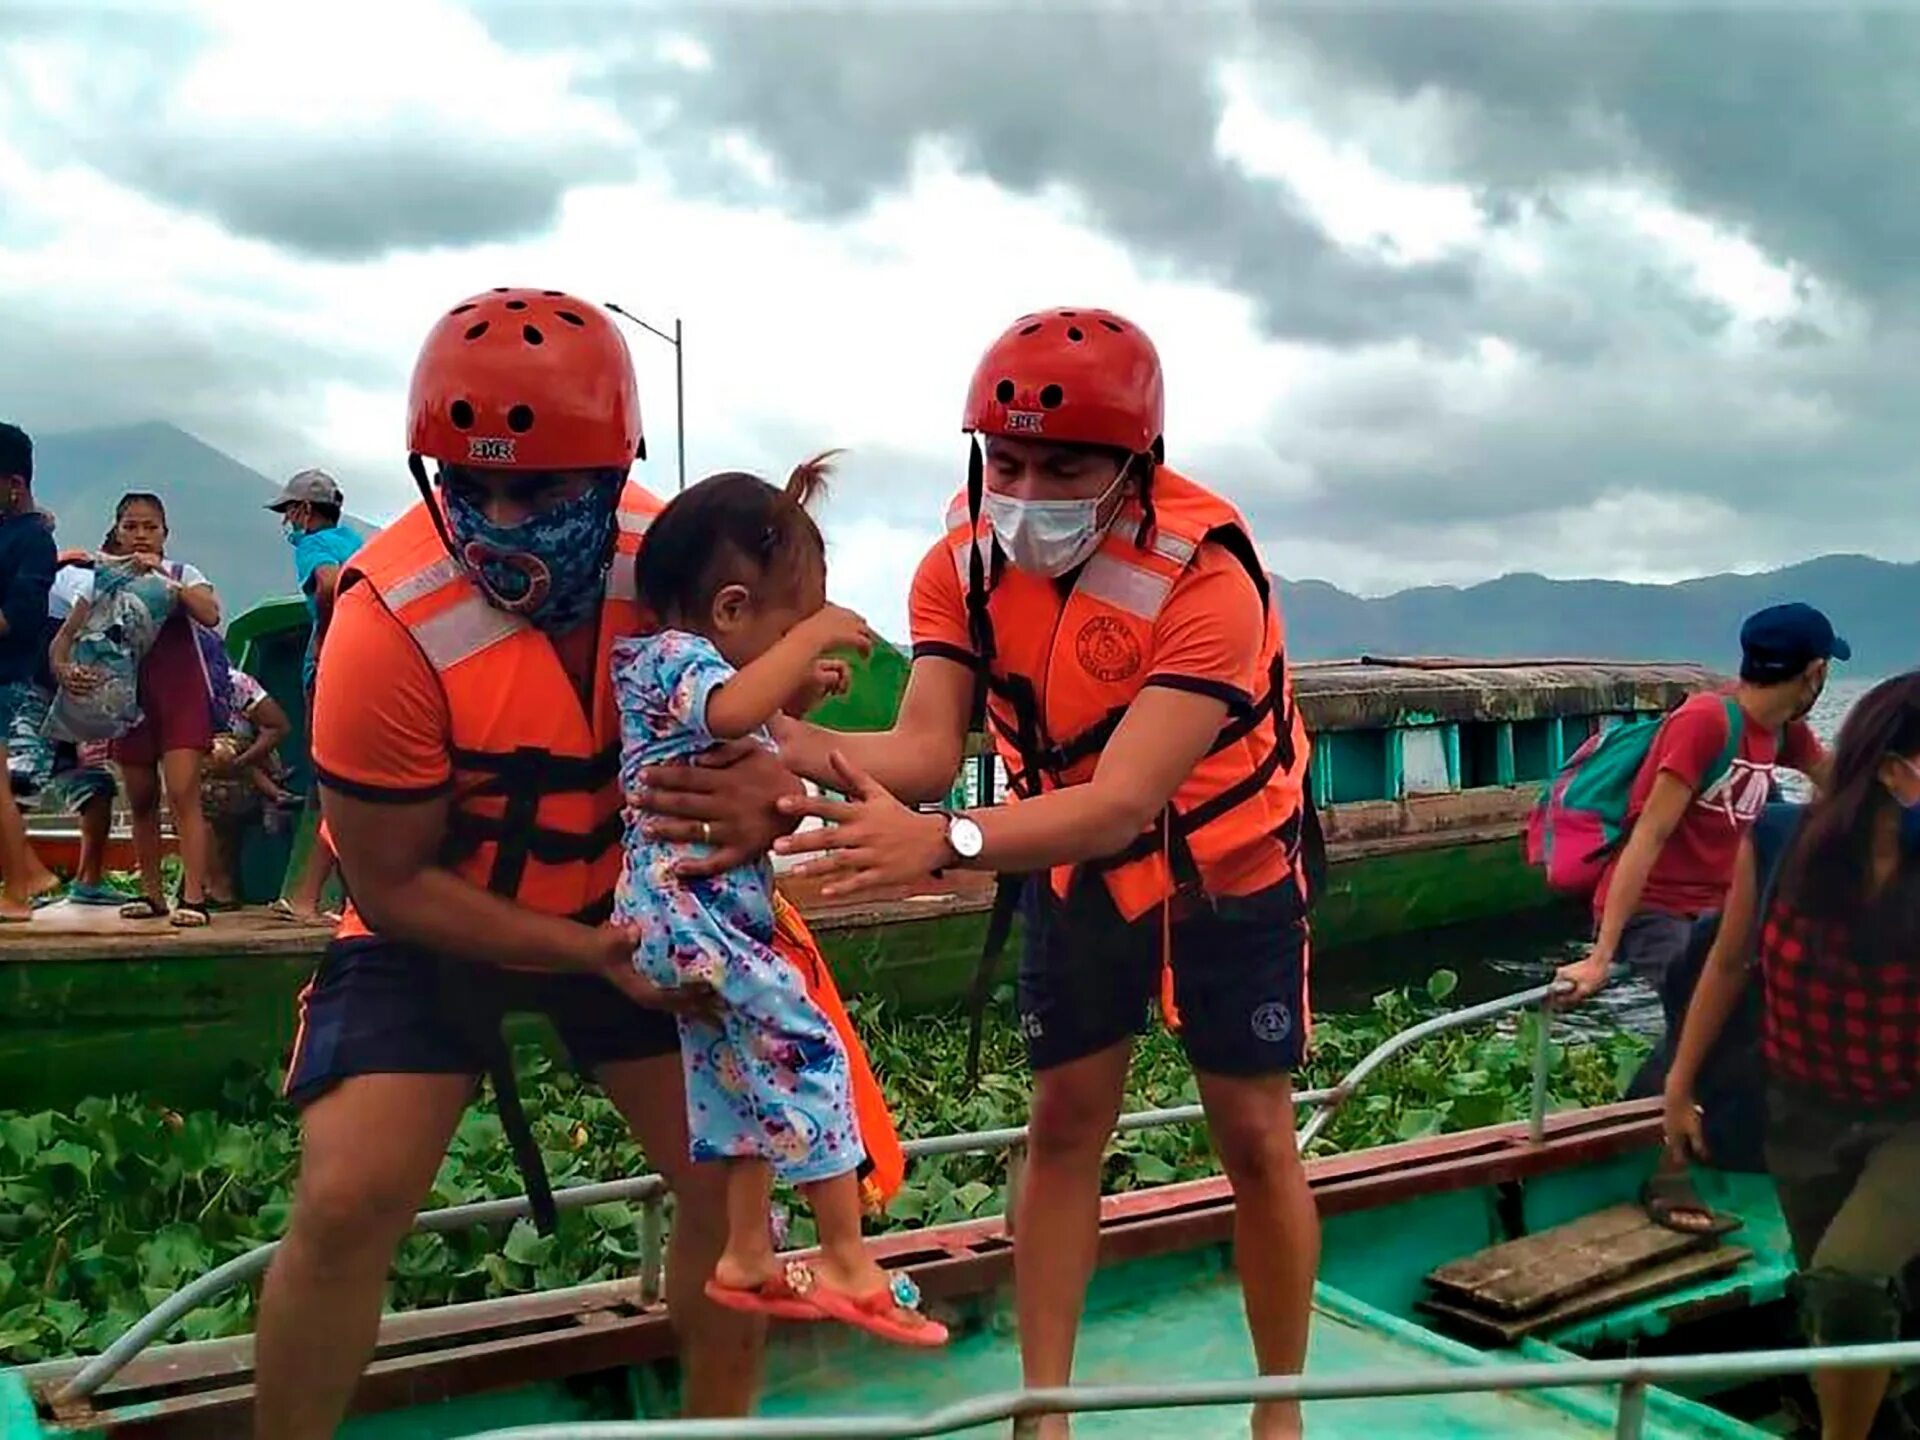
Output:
top-left (333, 485), bottom-right (660, 941)
top-left (944, 466), bottom-right (1313, 924)
top-left (325, 485), bottom-right (905, 1216)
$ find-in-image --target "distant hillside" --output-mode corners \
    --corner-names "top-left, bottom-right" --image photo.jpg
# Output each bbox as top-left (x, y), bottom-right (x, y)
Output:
top-left (30, 423), bottom-right (381, 618)
top-left (1278, 555), bottom-right (1919, 675)
top-left (25, 424), bottom-right (1918, 673)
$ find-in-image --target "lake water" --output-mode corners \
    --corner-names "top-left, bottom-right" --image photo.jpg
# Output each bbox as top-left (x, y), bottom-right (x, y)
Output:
top-left (1314, 674), bottom-right (1878, 1038)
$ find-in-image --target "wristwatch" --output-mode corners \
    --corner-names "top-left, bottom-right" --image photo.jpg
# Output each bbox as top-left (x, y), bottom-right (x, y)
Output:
top-left (934, 809), bottom-right (985, 875)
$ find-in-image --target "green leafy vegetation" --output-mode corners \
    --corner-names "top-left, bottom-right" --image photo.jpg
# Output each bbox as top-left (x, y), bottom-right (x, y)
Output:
top-left (0, 973), bottom-right (1648, 1364)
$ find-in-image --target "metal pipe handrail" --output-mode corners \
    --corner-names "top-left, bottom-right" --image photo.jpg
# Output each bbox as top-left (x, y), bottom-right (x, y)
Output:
top-left (442, 1338), bottom-right (1920, 1439)
top-left (54, 978), bottom-right (1562, 1406)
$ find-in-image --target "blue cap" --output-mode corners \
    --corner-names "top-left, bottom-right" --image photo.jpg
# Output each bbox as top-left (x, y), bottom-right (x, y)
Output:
top-left (1740, 602), bottom-right (1850, 681)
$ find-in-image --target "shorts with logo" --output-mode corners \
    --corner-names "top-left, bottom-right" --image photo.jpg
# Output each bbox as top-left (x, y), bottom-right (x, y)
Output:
top-left (1017, 873), bottom-right (1309, 1076)
top-left (284, 936), bottom-right (680, 1107)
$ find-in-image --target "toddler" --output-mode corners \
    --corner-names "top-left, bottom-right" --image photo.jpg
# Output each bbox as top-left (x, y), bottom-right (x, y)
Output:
top-left (612, 454), bottom-right (947, 1348)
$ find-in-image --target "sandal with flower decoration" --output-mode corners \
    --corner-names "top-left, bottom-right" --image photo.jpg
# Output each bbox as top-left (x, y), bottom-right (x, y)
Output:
top-left (702, 1259), bottom-right (828, 1322)
top-left (805, 1267), bottom-right (949, 1348)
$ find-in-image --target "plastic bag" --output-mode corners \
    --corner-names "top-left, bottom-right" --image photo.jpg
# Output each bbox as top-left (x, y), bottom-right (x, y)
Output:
top-left (44, 558), bottom-right (178, 744)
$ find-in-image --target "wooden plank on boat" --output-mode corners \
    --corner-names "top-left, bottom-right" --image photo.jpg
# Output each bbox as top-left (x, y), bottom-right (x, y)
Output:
top-left (1423, 1202), bottom-right (1724, 1316)
top-left (1417, 1243), bottom-right (1752, 1346)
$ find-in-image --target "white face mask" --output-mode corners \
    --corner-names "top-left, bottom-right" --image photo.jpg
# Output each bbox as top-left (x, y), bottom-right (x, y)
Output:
top-left (982, 471), bottom-right (1127, 578)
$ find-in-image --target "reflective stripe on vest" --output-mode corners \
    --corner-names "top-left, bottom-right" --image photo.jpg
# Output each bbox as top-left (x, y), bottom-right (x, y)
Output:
top-left (944, 467), bottom-right (1310, 923)
top-left (331, 485), bottom-right (663, 942)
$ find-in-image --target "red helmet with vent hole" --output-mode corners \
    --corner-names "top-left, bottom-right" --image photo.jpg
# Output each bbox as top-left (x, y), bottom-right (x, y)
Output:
top-left (961, 307), bottom-right (1164, 454)
top-left (407, 289), bottom-right (643, 470)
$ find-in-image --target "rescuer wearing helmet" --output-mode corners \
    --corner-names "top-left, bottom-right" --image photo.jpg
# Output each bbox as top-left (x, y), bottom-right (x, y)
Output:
top-left (252, 290), bottom-right (798, 1438)
top-left (770, 308), bottom-right (1322, 1438)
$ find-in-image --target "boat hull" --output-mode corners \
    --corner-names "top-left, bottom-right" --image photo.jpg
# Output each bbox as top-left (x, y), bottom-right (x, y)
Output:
top-left (7, 1102), bottom-right (1697, 1440)
top-left (0, 803), bottom-right (1559, 1112)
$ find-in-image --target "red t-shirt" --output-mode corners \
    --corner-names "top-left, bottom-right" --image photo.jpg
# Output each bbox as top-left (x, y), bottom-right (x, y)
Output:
top-left (1595, 690), bottom-right (1825, 919)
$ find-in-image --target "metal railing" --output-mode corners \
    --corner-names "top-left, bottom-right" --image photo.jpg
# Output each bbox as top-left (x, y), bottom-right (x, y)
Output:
top-left (53, 979), bottom-right (1566, 1406)
top-left (443, 1340), bottom-right (1920, 1440)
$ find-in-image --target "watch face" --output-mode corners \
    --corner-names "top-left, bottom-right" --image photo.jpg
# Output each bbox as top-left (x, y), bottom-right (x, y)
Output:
top-left (950, 815), bottom-right (985, 858)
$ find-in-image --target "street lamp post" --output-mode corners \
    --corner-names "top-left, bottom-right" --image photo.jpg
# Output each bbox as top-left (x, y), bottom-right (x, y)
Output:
top-left (605, 304), bottom-right (687, 492)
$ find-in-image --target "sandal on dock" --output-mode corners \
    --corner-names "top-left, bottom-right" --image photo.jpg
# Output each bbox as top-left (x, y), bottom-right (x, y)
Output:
top-left (703, 1262), bottom-right (828, 1322)
top-left (801, 1267), bottom-right (949, 1348)
top-left (170, 902), bottom-right (211, 929)
top-left (119, 896), bottom-right (169, 921)
top-left (268, 898), bottom-right (341, 926)
top-left (68, 882), bottom-right (124, 907)
top-left (1640, 1171), bottom-right (1740, 1238)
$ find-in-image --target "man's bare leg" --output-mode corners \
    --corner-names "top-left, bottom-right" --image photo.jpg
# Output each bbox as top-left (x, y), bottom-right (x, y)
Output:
top-left (281, 810), bottom-right (340, 917)
top-left (0, 740), bottom-right (54, 914)
top-left (601, 1054), bottom-right (766, 1417)
top-left (254, 1073), bottom-right (472, 1440)
top-left (1013, 1041), bottom-right (1132, 1440)
top-left (1198, 1071), bottom-right (1319, 1440)
top-left (76, 791), bottom-right (109, 887)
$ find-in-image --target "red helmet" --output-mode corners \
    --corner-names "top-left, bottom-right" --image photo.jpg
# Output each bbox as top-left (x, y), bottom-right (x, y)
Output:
top-left (961, 307), bottom-right (1164, 454)
top-left (407, 289), bottom-right (643, 470)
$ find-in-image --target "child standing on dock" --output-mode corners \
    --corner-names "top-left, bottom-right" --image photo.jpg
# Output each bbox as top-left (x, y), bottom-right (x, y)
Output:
top-left (612, 456), bottom-right (946, 1349)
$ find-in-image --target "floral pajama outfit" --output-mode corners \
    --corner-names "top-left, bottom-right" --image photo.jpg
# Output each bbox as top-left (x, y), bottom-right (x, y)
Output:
top-left (611, 629), bottom-right (862, 1185)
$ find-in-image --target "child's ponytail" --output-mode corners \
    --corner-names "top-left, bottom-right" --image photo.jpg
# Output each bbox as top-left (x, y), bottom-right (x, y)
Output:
top-left (785, 449), bottom-right (843, 512)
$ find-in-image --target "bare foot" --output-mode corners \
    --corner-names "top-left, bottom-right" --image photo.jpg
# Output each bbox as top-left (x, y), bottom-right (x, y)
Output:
top-left (710, 1248), bottom-right (779, 1294)
top-left (0, 896), bottom-right (32, 923)
top-left (812, 1248), bottom-right (892, 1301)
top-left (1252, 1398), bottom-right (1303, 1439)
top-left (23, 867), bottom-right (61, 900)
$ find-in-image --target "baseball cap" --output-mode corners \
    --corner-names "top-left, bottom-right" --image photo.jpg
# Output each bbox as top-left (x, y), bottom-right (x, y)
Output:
top-left (1739, 602), bottom-right (1850, 681)
top-left (266, 468), bottom-right (343, 512)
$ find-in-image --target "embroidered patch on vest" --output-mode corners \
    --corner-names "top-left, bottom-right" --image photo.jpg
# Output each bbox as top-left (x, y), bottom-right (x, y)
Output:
top-left (1075, 614), bottom-right (1142, 682)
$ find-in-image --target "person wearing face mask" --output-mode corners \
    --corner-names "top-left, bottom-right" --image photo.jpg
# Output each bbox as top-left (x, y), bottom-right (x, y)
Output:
top-left (1555, 602), bottom-right (1839, 1233)
top-left (0, 423), bottom-right (58, 919)
top-left (770, 308), bottom-right (1320, 1440)
top-left (1663, 670), bottom-right (1920, 1440)
top-left (252, 290), bottom-right (797, 1440)
top-left (265, 467), bottom-right (363, 923)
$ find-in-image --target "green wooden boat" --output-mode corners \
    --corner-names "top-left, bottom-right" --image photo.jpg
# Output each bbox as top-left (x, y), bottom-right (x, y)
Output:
top-left (1, 592), bottom-right (1721, 1112)
top-left (6, 983), bottom-right (1903, 1439)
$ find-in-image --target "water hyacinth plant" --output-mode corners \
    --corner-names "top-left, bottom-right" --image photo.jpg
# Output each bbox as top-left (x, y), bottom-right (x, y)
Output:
top-left (0, 975), bottom-right (1648, 1363)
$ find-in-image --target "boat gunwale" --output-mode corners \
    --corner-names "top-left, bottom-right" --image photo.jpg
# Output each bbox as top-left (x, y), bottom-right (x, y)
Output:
top-left (23, 1100), bottom-right (1663, 1435)
top-left (1292, 658), bottom-right (1727, 733)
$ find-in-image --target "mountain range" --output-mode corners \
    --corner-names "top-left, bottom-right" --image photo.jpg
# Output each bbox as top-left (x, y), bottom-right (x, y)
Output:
top-left (27, 422), bottom-right (382, 618)
top-left (19, 423), bottom-right (1916, 674)
top-left (1276, 556), bottom-right (1913, 674)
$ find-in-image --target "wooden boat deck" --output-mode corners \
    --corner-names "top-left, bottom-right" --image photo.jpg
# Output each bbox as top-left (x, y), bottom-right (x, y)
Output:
top-left (18, 1100), bottom-right (1803, 1439)
top-left (0, 900), bottom-right (329, 961)
top-left (759, 1278), bottom-right (1647, 1438)
top-left (0, 882), bottom-right (1006, 966)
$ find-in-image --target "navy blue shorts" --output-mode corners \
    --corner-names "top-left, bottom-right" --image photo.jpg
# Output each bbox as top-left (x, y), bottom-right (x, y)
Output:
top-left (1017, 875), bottom-right (1310, 1077)
top-left (284, 937), bottom-right (680, 1108)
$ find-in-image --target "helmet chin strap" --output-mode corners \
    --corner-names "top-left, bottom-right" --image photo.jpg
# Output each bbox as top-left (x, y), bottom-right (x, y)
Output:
top-left (412, 452), bottom-right (459, 560)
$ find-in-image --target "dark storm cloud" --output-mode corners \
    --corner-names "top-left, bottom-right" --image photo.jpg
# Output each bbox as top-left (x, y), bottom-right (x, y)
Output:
top-left (499, 7), bottom-right (1496, 349)
top-left (1269, 8), bottom-right (1920, 309)
top-left (90, 135), bottom-right (632, 260)
top-left (1, 7), bottom-right (633, 260)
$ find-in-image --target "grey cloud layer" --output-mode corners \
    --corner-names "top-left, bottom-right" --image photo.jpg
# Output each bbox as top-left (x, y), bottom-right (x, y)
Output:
top-left (10, 3), bottom-right (1920, 587)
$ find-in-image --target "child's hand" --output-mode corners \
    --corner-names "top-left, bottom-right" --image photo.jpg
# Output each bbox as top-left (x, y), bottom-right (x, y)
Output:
top-left (784, 658), bottom-right (852, 716)
top-left (798, 603), bottom-right (876, 658)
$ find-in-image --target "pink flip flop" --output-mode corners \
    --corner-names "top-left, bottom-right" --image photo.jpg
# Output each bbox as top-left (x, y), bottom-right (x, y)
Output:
top-left (804, 1268), bottom-right (949, 1348)
top-left (703, 1261), bottom-right (827, 1322)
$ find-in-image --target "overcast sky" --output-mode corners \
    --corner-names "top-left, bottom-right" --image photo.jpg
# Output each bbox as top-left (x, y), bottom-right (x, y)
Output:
top-left (4, 1), bottom-right (1916, 636)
